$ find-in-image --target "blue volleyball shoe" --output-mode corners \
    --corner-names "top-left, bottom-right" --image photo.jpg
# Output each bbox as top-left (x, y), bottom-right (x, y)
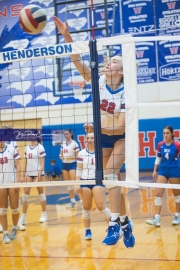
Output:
top-left (121, 219), bottom-right (135, 248)
top-left (102, 219), bottom-right (123, 246)
top-left (85, 229), bottom-right (92, 240)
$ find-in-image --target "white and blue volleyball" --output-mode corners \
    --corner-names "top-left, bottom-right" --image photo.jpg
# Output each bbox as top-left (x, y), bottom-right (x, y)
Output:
top-left (19, 5), bottom-right (47, 35)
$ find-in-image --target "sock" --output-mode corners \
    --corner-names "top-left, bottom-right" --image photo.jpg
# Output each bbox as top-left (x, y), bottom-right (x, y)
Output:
top-left (22, 213), bottom-right (26, 217)
top-left (85, 227), bottom-right (90, 231)
top-left (80, 200), bottom-right (82, 204)
top-left (3, 230), bottom-right (8, 235)
top-left (175, 212), bottom-right (179, 217)
top-left (155, 214), bottom-right (160, 219)
top-left (42, 211), bottom-right (47, 215)
top-left (110, 213), bottom-right (119, 222)
top-left (71, 198), bottom-right (76, 203)
top-left (120, 215), bottom-right (127, 223)
top-left (120, 216), bottom-right (129, 227)
top-left (12, 226), bottom-right (18, 230)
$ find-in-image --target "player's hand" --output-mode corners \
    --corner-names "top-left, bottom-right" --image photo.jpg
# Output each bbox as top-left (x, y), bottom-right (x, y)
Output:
top-left (53, 16), bottom-right (69, 37)
top-left (76, 185), bottom-right (81, 193)
top-left (83, 123), bottom-right (94, 133)
top-left (152, 171), bottom-right (157, 180)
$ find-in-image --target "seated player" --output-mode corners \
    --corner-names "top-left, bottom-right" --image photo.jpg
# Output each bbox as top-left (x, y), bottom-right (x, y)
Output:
top-left (0, 139), bottom-right (21, 244)
top-left (18, 137), bottom-right (47, 226)
top-left (47, 159), bottom-right (61, 180)
top-left (146, 126), bottom-right (180, 226)
top-left (76, 133), bottom-right (111, 240)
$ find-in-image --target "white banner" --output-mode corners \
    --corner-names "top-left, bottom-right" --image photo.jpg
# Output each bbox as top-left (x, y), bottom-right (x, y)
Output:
top-left (0, 40), bottom-right (103, 63)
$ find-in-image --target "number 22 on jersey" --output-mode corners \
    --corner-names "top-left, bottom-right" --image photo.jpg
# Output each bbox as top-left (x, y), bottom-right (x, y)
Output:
top-left (100, 99), bottom-right (115, 114)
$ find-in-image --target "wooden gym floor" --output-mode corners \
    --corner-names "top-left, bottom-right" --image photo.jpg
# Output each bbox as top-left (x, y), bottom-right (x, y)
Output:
top-left (0, 173), bottom-right (180, 270)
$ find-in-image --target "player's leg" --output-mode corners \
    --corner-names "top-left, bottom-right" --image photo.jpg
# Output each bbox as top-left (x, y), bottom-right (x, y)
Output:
top-left (92, 186), bottom-right (111, 223)
top-left (37, 175), bottom-right (47, 223)
top-left (0, 188), bottom-right (10, 244)
top-left (81, 187), bottom-right (93, 240)
top-left (146, 175), bottom-right (167, 226)
top-left (18, 176), bottom-right (32, 225)
top-left (8, 188), bottom-right (19, 240)
top-left (69, 168), bottom-right (82, 205)
top-left (170, 175), bottom-right (180, 225)
top-left (63, 169), bottom-right (76, 208)
top-left (103, 139), bottom-right (134, 247)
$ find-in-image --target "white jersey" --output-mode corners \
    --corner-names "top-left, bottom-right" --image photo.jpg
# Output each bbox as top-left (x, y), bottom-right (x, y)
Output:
top-left (60, 140), bottom-right (79, 163)
top-left (5, 141), bottom-right (18, 150)
top-left (99, 75), bottom-right (125, 128)
top-left (25, 143), bottom-right (46, 176)
top-left (77, 149), bottom-right (95, 179)
top-left (0, 145), bottom-right (20, 184)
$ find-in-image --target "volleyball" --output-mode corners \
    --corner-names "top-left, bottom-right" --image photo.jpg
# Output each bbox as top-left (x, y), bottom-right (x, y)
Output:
top-left (19, 5), bottom-right (47, 35)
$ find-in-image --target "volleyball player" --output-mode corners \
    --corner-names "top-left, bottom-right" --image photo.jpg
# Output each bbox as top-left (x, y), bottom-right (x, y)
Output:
top-left (53, 17), bottom-right (135, 248)
top-left (59, 129), bottom-right (80, 208)
top-left (0, 125), bottom-right (25, 232)
top-left (0, 139), bottom-right (21, 244)
top-left (18, 138), bottom-right (47, 226)
top-left (76, 133), bottom-right (111, 240)
top-left (146, 126), bottom-right (180, 226)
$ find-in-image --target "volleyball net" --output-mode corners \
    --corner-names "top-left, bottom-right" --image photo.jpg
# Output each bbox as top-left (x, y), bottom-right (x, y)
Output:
top-left (0, 34), bottom-right (180, 190)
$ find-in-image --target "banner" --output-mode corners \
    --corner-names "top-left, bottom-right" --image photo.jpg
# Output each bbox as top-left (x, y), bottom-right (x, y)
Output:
top-left (156, 0), bottom-right (180, 36)
top-left (158, 40), bottom-right (180, 81)
top-left (122, 0), bottom-right (155, 36)
top-left (136, 42), bottom-right (157, 83)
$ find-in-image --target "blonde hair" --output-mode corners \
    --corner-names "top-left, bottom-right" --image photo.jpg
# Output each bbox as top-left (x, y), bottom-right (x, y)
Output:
top-left (99, 55), bottom-right (124, 84)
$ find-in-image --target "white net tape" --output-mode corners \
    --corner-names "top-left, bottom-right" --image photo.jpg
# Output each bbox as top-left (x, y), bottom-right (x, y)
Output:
top-left (0, 34), bottom-right (180, 189)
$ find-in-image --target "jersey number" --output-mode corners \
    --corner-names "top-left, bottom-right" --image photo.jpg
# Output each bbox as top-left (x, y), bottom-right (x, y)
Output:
top-left (28, 153), bottom-right (33, 159)
top-left (64, 149), bottom-right (68, 153)
top-left (0, 157), bottom-right (8, 164)
top-left (165, 153), bottom-right (169, 159)
top-left (100, 99), bottom-right (115, 114)
top-left (91, 158), bottom-right (94, 165)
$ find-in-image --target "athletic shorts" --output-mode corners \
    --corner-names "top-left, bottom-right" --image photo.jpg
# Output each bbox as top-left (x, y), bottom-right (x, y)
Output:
top-left (158, 167), bottom-right (180, 179)
top-left (62, 162), bottom-right (76, 171)
top-left (80, 178), bottom-right (105, 189)
top-left (28, 174), bottom-right (44, 179)
top-left (101, 133), bottom-right (125, 148)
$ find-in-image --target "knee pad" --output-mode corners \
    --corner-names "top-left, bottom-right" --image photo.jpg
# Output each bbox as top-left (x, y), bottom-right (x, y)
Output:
top-left (100, 207), bottom-right (111, 219)
top-left (175, 195), bottom-right (180, 203)
top-left (11, 207), bottom-right (19, 215)
top-left (39, 193), bottom-right (46, 202)
top-left (154, 197), bottom-right (162, 206)
top-left (67, 185), bottom-right (74, 191)
top-left (104, 174), bottom-right (118, 190)
top-left (22, 194), bottom-right (29, 202)
top-left (0, 208), bottom-right (8, 215)
top-left (82, 209), bottom-right (91, 219)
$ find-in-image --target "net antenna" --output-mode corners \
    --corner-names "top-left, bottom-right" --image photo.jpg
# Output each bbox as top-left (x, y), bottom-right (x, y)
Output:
top-left (89, 0), bottom-right (103, 184)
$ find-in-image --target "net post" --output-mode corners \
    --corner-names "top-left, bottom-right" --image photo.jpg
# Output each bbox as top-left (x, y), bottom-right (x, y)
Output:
top-left (89, 39), bottom-right (103, 185)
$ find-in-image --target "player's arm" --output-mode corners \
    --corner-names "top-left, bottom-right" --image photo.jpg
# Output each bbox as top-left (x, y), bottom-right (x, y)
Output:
top-left (76, 156), bottom-right (83, 193)
top-left (53, 16), bottom-right (91, 82)
top-left (153, 143), bottom-right (162, 180)
top-left (15, 158), bottom-right (21, 183)
top-left (59, 149), bottom-right (63, 160)
top-left (38, 157), bottom-right (45, 181)
top-left (101, 112), bottom-right (125, 135)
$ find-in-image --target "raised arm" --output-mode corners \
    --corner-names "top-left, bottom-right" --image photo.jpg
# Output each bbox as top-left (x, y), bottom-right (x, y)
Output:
top-left (53, 16), bottom-right (91, 82)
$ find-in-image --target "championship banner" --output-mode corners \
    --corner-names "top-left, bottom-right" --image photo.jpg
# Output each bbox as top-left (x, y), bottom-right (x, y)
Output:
top-left (158, 40), bottom-right (180, 81)
top-left (122, 0), bottom-right (155, 36)
top-left (156, 0), bottom-right (180, 36)
top-left (136, 42), bottom-right (157, 83)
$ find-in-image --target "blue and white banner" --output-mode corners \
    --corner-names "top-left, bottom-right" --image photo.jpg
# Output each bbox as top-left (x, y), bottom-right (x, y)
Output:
top-left (122, 0), bottom-right (155, 36)
top-left (136, 42), bottom-right (157, 83)
top-left (156, 0), bottom-right (180, 36)
top-left (158, 40), bottom-right (180, 81)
